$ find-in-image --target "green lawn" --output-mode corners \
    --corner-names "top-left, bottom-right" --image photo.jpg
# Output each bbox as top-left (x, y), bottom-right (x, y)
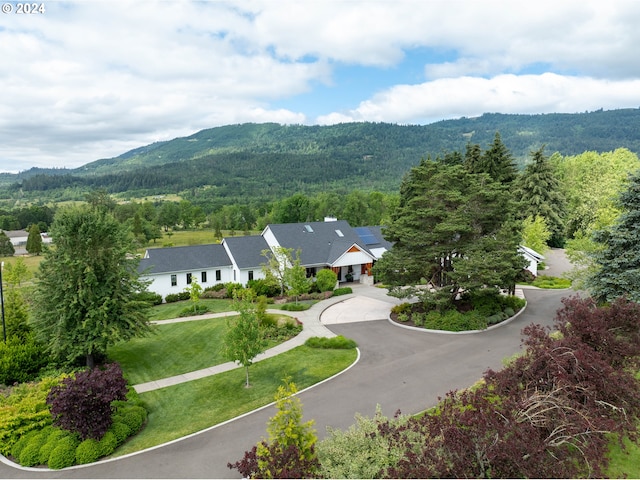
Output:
top-left (108, 315), bottom-right (295, 384)
top-left (147, 298), bottom-right (234, 321)
top-left (113, 345), bottom-right (358, 456)
top-left (607, 436), bottom-right (640, 478)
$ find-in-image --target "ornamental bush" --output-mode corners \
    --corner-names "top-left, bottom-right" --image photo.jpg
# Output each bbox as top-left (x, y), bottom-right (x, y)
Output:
top-left (48, 435), bottom-right (79, 470)
top-left (305, 336), bottom-right (357, 349)
top-left (110, 421), bottom-right (131, 444)
top-left (75, 438), bottom-right (101, 464)
top-left (0, 336), bottom-right (49, 386)
top-left (46, 363), bottom-right (128, 440)
top-left (333, 287), bottom-right (352, 296)
top-left (18, 430), bottom-right (47, 466)
top-left (315, 269), bottom-right (338, 292)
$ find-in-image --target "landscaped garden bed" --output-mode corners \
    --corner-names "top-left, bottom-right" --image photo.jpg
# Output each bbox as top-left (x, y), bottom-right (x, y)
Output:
top-left (390, 290), bottom-right (526, 332)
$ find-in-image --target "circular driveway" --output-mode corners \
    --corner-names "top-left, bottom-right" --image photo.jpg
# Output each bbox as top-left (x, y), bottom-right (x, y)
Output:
top-left (1, 286), bottom-right (572, 479)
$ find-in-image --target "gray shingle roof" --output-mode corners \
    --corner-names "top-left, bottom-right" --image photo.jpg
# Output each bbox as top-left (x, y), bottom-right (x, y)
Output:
top-left (223, 235), bottom-right (270, 269)
top-left (138, 244), bottom-right (231, 275)
top-left (266, 220), bottom-right (374, 266)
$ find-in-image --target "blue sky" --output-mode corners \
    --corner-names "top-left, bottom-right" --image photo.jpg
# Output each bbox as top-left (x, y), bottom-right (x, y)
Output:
top-left (1, 0), bottom-right (640, 172)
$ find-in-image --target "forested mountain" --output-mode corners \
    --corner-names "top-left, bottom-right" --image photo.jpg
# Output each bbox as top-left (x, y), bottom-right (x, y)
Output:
top-left (3, 108), bottom-right (640, 204)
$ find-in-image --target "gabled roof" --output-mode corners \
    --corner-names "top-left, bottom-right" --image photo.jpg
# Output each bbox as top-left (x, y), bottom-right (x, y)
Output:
top-left (265, 220), bottom-right (374, 266)
top-left (223, 235), bottom-right (270, 269)
top-left (138, 244), bottom-right (231, 275)
top-left (518, 245), bottom-right (545, 262)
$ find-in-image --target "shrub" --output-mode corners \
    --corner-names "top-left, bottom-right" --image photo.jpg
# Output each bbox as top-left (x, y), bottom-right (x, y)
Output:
top-left (224, 282), bottom-right (244, 299)
top-left (333, 287), bottom-right (352, 296)
top-left (305, 336), bottom-right (357, 349)
top-left (134, 290), bottom-right (163, 306)
top-left (391, 303), bottom-right (412, 315)
top-left (0, 375), bottom-right (64, 456)
top-left (48, 435), bottom-right (79, 470)
top-left (164, 293), bottom-right (181, 303)
top-left (47, 363), bottom-right (128, 440)
top-left (99, 430), bottom-right (118, 457)
top-left (0, 336), bottom-right (49, 385)
top-left (315, 269), bottom-right (338, 292)
top-left (468, 288), bottom-right (503, 316)
top-left (204, 283), bottom-right (226, 292)
top-left (75, 438), bottom-right (101, 464)
top-left (120, 406), bottom-right (147, 434)
top-left (18, 430), bottom-right (47, 466)
top-left (247, 278), bottom-right (280, 298)
top-left (178, 304), bottom-right (209, 317)
top-left (278, 302), bottom-right (310, 311)
top-left (110, 421), bottom-right (131, 445)
top-left (38, 428), bottom-right (68, 465)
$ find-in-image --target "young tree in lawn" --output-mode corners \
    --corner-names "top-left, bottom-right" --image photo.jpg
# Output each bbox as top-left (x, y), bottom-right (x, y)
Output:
top-left (586, 169), bottom-right (640, 303)
top-left (31, 205), bottom-right (152, 369)
top-left (26, 224), bottom-right (43, 255)
top-left (223, 289), bottom-right (267, 388)
top-left (185, 278), bottom-right (203, 314)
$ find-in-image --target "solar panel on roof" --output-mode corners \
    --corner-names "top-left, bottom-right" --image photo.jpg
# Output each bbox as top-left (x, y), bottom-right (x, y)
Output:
top-left (355, 227), bottom-right (378, 245)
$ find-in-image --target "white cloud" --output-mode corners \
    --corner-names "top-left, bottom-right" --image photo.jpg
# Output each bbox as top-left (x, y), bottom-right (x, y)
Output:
top-left (1, 0), bottom-right (640, 171)
top-left (317, 74), bottom-right (640, 125)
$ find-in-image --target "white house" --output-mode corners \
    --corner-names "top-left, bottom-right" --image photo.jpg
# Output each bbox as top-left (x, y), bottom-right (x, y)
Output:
top-left (519, 245), bottom-right (545, 277)
top-left (137, 219), bottom-right (538, 299)
top-left (138, 244), bottom-right (234, 298)
top-left (138, 220), bottom-right (391, 298)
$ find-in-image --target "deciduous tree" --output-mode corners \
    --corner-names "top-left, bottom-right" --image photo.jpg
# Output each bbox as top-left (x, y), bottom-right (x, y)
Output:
top-left (31, 205), bottom-right (152, 368)
top-left (223, 289), bottom-right (267, 388)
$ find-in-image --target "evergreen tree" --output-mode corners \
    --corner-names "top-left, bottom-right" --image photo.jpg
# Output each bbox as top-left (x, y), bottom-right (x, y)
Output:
top-left (517, 147), bottom-right (566, 246)
top-left (586, 169), bottom-right (640, 303)
top-left (0, 231), bottom-right (14, 256)
top-left (477, 132), bottom-right (518, 184)
top-left (374, 159), bottom-right (524, 304)
top-left (31, 205), bottom-right (151, 368)
top-left (26, 224), bottom-right (43, 255)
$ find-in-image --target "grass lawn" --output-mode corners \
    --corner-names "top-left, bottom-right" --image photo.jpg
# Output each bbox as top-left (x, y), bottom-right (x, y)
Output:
top-left (108, 314), bottom-right (295, 385)
top-left (113, 345), bottom-right (357, 456)
top-left (147, 298), bottom-right (234, 321)
top-left (607, 436), bottom-right (640, 477)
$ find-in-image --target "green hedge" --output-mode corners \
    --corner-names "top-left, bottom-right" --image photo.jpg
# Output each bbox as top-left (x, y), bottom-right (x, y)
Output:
top-left (305, 335), bottom-right (357, 349)
top-left (333, 287), bottom-right (352, 296)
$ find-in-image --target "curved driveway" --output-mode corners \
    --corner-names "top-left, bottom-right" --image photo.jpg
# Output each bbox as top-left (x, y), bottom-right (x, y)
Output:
top-left (2, 287), bottom-right (572, 479)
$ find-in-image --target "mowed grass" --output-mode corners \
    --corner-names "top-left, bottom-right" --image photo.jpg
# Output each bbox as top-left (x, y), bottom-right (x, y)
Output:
top-left (150, 229), bottom-right (260, 248)
top-left (108, 314), bottom-right (295, 385)
top-left (607, 436), bottom-right (640, 478)
top-left (147, 299), bottom-right (234, 321)
top-left (114, 345), bottom-right (358, 456)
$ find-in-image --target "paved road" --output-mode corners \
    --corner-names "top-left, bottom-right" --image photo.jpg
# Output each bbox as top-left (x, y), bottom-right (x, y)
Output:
top-left (1, 285), bottom-right (572, 479)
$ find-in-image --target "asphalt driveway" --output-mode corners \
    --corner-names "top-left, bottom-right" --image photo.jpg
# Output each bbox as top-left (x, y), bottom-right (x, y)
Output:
top-left (1, 284), bottom-right (573, 479)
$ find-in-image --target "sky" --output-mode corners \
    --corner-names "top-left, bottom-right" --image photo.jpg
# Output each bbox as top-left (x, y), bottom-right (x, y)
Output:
top-left (2, 1), bottom-right (640, 173)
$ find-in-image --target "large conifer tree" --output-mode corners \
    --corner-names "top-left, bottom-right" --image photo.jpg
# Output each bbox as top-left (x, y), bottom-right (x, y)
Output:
top-left (586, 169), bottom-right (640, 302)
top-left (374, 158), bottom-right (525, 304)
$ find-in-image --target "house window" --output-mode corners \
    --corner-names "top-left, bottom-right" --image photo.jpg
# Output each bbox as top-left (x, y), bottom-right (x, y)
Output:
top-left (306, 267), bottom-right (316, 278)
top-left (186, 273), bottom-right (192, 284)
top-left (248, 270), bottom-right (254, 281)
top-left (171, 274), bottom-right (177, 287)
top-left (201, 271), bottom-right (207, 283)
top-left (216, 269), bottom-right (221, 281)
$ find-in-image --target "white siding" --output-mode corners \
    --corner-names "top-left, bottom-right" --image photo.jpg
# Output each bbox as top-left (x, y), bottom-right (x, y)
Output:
top-left (142, 266), bottom-right (234, 299)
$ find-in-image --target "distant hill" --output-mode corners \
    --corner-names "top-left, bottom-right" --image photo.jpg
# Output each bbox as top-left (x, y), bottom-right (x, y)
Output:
top-left (4, 108), bottom-right (640, 203)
